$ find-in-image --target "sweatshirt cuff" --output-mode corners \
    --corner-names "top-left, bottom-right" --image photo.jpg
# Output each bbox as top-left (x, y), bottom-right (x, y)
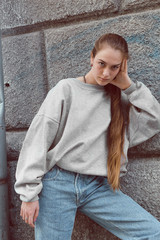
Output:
top-left (122, 81), bottom-right (137, 95)
top-left (20, 195), bottom-right (39, 202)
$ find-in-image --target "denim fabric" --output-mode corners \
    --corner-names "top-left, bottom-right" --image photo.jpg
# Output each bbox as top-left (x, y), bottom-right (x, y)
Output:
top-left (35, 165), bottom-right (160, 240)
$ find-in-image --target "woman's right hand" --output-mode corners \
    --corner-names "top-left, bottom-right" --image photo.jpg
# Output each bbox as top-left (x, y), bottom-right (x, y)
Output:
top-left (111, 59), bottom-right (132, 90)
top-left (20, 200), bottom-right (39, 228)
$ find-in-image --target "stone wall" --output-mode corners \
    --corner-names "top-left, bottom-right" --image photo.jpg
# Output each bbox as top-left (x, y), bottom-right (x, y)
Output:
top-left (1, 0), bottom-right (160, 239)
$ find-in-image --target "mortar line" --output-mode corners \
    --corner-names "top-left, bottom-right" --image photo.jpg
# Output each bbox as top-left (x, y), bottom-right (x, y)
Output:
top-left (39, 30), bottom-right (49, 94)
top-left (1, 5), bottom-right (160, 38)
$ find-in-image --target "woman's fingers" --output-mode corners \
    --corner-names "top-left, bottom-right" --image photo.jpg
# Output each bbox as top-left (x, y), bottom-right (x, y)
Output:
top-left (120, 59), bottom-right (125, 72)
top-left (28, 214), bottom-right (35, 228)
top-left (121, 59), bottom-right (127, 73)
top-left (124, 59), bottom-right (128, 73)
top-left (20, 204), bottom-right (26, 221)
top-left (20, 201), bottom-right (39, 228)
top-left (34, 205), bottom-right (39, 223)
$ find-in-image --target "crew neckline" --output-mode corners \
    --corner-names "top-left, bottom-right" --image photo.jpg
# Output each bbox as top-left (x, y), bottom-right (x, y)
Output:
top-left (69, 78), bottom-right (105, 91)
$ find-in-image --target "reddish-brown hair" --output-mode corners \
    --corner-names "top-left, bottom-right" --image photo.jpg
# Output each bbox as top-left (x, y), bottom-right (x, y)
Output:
top-left (91, 33), bottom-right (129, 190)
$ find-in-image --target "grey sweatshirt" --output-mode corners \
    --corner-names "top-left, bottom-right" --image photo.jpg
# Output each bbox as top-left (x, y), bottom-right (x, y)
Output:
top-left (14, 78), bottom-right (160, 202)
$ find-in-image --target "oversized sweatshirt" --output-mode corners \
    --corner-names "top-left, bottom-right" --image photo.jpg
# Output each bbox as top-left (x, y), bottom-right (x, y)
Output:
top-left (14, 78), bottom-right (160, 202)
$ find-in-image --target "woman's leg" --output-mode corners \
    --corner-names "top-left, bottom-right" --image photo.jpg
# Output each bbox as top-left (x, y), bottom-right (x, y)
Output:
top-left (77, 175), bottom-right (160, 240)
top-left (35, 165), bottom-right (77, 240)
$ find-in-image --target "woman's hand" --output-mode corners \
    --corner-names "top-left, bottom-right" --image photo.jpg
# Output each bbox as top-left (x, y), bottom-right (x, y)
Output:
top-left (20, 200), bottom-right (39, 228)
top-left (111, 59), bottom-right (132, 90)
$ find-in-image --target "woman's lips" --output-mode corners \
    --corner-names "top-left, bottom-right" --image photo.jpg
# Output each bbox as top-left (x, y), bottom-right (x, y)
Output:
top-left (100, 77), bottom-right (110, 81)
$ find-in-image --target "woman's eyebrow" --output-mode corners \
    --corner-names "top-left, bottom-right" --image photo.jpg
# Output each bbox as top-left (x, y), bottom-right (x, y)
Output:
top-left (98, 59), bottom-right (121, 66)
top-left (98, 59), bottom-right (106, 63)
top-left (113, 63), bottom-right (121, 67)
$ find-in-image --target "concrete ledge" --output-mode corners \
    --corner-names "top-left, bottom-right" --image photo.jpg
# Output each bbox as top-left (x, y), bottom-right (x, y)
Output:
top-left (1, 0), bottom-right (118, 29)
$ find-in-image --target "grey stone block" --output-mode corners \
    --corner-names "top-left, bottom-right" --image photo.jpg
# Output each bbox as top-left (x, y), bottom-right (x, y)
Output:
top-left (2, 32), bottom-right (47, 129)
top-left (6, 131), bottom-right (26, 161)
top-left (121, 157), bottom-right (160, 221)
top-left (121, 0), bottom-right (160, 12)
top-left (1, 0), bottom-right (118, 29)
top-left (129, 133), bottom-right (160, 157)
top-left (8, 157), bottom-right (160, 240)
top-left (44, 10), bottom-right (160, 101)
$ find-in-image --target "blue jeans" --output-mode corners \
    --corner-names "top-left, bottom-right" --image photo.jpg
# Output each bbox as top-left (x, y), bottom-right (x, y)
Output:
top-left (35, 165), bottom-right (160, 240)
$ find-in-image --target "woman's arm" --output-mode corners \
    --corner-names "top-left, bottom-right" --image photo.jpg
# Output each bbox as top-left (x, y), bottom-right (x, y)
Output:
top-left (111, 59), bottom-right (160, 147)
top-left (14, 114), bottom-right (60, 202)
top-left (14, 81), bottom-right (67, 202)
top-left (122, 81), bottom-right (160, 147)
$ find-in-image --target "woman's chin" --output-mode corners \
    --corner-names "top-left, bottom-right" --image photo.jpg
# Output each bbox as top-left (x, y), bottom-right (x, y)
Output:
top-left (97, 79), bottom-right (110, 86)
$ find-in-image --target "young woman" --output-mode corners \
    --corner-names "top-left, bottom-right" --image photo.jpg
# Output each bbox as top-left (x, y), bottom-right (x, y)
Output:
top-left (15, 33), bottom-right (160, 240)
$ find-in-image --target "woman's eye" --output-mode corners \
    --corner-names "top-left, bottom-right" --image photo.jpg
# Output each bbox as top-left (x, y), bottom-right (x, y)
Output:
top-left (112, 66), bottom-right (119, 70)
top-left (99, 62), bottom-right (105, 67)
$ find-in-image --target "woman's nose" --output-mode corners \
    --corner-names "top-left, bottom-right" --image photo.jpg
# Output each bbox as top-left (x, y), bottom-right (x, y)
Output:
top-left (103, 67), bottom-right (110, 77)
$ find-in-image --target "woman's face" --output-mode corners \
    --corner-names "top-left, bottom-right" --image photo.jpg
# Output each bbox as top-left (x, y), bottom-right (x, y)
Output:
top-left (90, 46), bottom-right (123, 86)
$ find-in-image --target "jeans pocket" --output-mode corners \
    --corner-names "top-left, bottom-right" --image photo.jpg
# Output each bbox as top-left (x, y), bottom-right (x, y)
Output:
top-left (43, 165), bottom-right (60, 181)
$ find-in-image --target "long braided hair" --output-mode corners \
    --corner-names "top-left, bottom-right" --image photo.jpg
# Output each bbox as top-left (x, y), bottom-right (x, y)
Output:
top-left (91, 33), bottom-right (129, 190)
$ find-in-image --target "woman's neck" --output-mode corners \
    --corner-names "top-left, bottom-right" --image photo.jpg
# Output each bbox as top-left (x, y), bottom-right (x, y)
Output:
top-left (77, 71), bottom-right (98, 85)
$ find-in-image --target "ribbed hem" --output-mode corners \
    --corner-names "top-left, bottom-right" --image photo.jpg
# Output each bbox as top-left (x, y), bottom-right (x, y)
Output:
top-left (122, 81), bottom-right (137, 95)
top-left (20, 195), bottom-right (39, 202)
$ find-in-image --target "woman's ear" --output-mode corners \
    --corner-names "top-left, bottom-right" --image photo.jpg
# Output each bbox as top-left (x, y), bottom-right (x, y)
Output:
top-left (90, 52), bottom-right (94, 66)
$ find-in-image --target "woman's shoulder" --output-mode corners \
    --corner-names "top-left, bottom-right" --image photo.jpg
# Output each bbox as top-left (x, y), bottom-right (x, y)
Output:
top-left (47, 78), bottom-right (78, 101)
top-left (51, 78), bottom-right (77, 91)
top-left (48, 78), bottom-right (70, 93)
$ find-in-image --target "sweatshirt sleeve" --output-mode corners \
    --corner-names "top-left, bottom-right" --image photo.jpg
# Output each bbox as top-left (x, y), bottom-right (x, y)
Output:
top-left (14, 83), bottom-right (65, 202)
top-left (122, 81), bottom-right (160, 148)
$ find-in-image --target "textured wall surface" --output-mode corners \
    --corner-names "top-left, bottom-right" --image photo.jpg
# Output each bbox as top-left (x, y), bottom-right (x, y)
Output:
top-left (1, 0), bottom-right (118, 29)
top-left (1, 0), bottom-right (160, 239)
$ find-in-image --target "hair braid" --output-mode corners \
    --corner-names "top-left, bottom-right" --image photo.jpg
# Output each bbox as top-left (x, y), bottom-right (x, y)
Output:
top-left (106, 84), bottom-right (125, 190)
